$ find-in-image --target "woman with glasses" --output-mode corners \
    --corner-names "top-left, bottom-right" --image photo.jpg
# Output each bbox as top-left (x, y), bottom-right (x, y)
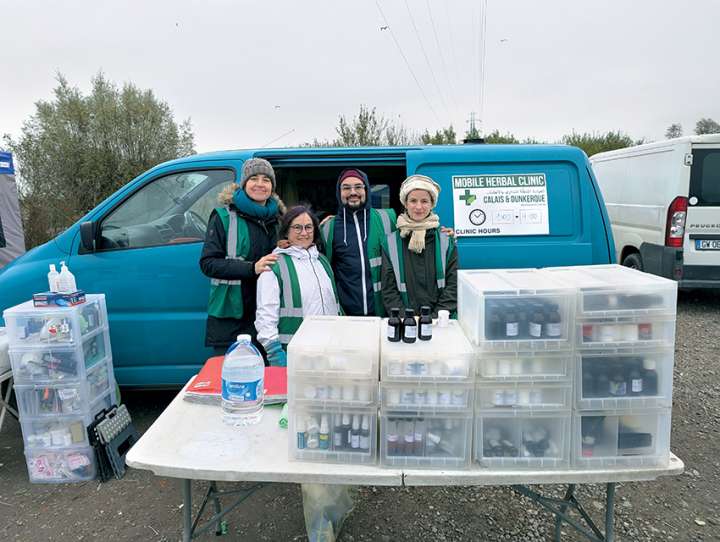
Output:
top-left (255, 205), bottom-right (342, 365)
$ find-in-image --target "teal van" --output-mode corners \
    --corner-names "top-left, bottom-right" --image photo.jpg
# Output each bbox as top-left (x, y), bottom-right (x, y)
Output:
top-left (0, 144), bottom-right (614, 387)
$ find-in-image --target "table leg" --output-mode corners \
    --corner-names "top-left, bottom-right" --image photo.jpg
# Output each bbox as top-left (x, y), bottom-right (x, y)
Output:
top-left (0, 376), bottom-right (17, 432)
top-left (554, 484), bottom-right (576, 542)
top-left (210, 481), bottom-right (224, 535)
top-left (605, 483), bottom-right (616, 542)
top-left (183, 479), bottom-right (192, 542)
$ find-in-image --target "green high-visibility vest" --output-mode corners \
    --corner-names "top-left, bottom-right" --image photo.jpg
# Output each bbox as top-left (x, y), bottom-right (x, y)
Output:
top-left (383, 229), bottom-right (454, 308)
top-left (271, 252), bottom-right (342, 346)
top-left (207, 207), bottom-right (250, 319)
top-left (320, 208), bottom-right (396, 316)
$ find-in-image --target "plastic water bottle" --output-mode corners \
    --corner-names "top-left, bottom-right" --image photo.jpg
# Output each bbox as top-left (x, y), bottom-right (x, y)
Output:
top-left (221, 334), bottom-right (264, 426)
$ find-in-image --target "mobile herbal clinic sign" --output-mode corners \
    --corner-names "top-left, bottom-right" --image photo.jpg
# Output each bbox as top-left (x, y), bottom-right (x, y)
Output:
top-left (452, 174), bottom-right (549, 237)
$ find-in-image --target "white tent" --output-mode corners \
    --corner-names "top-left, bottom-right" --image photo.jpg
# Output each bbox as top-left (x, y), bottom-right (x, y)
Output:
top-left (0, 152), bottom-right (26, 268)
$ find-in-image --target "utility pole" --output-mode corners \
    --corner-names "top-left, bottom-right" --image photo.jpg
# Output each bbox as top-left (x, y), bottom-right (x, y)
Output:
top-left (464, 112), bottom-right (484, 144)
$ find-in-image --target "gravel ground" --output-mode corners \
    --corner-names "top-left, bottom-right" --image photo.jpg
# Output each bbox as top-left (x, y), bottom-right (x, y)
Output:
top-left (1, 289), bottom-right (718, 542)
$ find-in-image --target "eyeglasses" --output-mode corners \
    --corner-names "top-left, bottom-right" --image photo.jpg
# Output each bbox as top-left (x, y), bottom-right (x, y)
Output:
top-left (289, 224), bottom-right (314, 233)
top-left (340, 184), bottom-right (366, 193)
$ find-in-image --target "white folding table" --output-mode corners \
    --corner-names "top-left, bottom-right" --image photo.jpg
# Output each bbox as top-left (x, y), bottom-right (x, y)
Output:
top-left (127, 382), bottom-right (684, 542)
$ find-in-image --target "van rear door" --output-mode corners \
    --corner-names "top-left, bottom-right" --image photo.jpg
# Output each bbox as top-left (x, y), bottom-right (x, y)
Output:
top-left (685, 147), bottom-right (720, 272)
top-left (406, 145), bottom-right (614, 269)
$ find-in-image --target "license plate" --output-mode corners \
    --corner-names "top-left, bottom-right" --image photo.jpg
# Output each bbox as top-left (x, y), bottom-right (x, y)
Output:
top-left (696, 239), bottom-right (720, 250)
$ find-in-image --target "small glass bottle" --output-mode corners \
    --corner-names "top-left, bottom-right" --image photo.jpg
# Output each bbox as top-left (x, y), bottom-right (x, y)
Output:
top-left (387, 308), bottom-right (402, 342)
top-left (418, 306), bottom-right (433, 341)
top-left (402, 309), bottom-right (417, 343)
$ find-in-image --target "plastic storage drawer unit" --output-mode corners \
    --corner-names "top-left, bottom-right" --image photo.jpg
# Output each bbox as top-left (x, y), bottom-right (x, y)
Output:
top-left (288, 316), bottom-right (381, 379)
top-left (476, 382), bottom-right (571, 410)
top-left (3, 295), bottom-right (107, 348)
top-left (477, 351), bottom-right (572, 382)
top-left (21, 415), bottom-right (93, 449)
top-left (573, 409), bottom-right (671, 468)
top-left (474, 411), bottom-right (571, 469)
top-left (290, 376), bottom-right (377, 409)
top-left (576, 316), bottom-right (675, 350)
top-left (380, 413), bottom-right (472, 469)
top-left (542, 265), bottom-right (677, 318)
top-left (9, 328), bottom-right (111, 383)
top-left (380, 320), bottom-right (474, 382)
top-left (577, 349), bottom-right (673, 409)
top-left (25, 446), bottom-right (96, 483)
top-left (289, 407), bottom-right (377, 464)
top-left (380, 382), bottom-right (474, 413)
top-left (458, 269), bottom-right (575, 351)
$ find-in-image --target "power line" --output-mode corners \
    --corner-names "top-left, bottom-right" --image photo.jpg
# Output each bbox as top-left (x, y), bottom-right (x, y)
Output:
top-left (403, 0), bottom-right (451, 120)
top-left (442, 0), bottom-right (461, 117)
top-left (425, 0), bottom-right (459, 119)
top-left (375, 0), bottom-right (441, 124)
top-left (478, 0), bottom-right (488, 135)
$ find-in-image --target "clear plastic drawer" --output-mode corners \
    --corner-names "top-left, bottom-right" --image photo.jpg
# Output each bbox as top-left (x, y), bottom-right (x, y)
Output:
top-left (9, 327), bottom-right (111, 383)
top-left (25, 446), bottom-right (96, 483)
top-left (379, 414), bottom-right (472, 469)
top-left (380, 320), bottom-right (474, 382)
top-left (3, 295), bottom-right (107, 348)
top-left (16, 383), bottom-right (114, 418)
top-left (577, 350), bottom-right (674, 409)
top-left (380, 382), bottom-right (474, 413)
top-left (474, 411), bottom-right (571, 469)
top-left (458, 269), bottom-right (574, 351)
top-left (543, 265), bottom-right (677, 318)
top-left (289, 407), bottom-right (377, 464)
top-left (21, 415), bottom-right (91, 449)
top-left (288, 316), bottom-right (380, 379)
top-left (577, 317), bottom-right (675, 349)
top-left (289, 377), bottom-right (376, 408)
top-left (573, 409), bottom-right (671, 468)
top-left (476, 383), bottom-right (571, 410)
top-left (478, 351), bottom-right (571, 382)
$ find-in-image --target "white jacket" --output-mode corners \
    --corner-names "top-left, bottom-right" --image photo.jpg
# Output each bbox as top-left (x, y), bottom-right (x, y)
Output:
top-left (255, 245), bottom-right (340, 346)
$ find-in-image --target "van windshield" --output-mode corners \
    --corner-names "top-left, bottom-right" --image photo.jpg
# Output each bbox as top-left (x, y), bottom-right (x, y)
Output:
top-left (691, 149), bottom-right (720, 205)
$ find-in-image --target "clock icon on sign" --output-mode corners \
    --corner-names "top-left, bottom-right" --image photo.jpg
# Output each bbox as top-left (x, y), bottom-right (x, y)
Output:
top-left (469, 209), bottom-right (486, 226)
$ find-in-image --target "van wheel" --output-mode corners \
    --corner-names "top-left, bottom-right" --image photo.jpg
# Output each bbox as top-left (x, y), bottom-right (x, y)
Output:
top-left (622, 253), bottom-right (643, 271)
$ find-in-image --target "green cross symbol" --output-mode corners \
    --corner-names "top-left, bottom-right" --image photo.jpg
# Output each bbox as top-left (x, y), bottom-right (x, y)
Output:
top-left (459, 189), bottom-right (476, 206)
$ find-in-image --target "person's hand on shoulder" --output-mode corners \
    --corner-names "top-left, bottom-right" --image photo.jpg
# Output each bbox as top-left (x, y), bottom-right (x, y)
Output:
top-left (277, 239), bottom-right (291, 249)
top-left (255, 253), bottom-right (278, 274)
top-left (440, 226), bottom-right (455, 237)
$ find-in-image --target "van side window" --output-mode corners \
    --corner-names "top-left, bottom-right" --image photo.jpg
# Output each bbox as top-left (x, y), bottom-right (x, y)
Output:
top-left (691, 151), bottom-right (720, 205)
top-left (98, 169), bottom-right (234, 250)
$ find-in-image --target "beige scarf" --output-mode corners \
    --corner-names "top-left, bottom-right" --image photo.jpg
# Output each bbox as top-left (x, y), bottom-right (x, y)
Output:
top-left (396, 212), bottom-right (440, 254)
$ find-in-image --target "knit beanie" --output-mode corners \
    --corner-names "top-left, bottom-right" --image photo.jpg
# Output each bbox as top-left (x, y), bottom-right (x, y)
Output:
top-left (399, 174), bottom-right (441, 208)
top-left (337, 168), bottom-right (366, 185)
top-left (240, 158), bottom-right (276, 189)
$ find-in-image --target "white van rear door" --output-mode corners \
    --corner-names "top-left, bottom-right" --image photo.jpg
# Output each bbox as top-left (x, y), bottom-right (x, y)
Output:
top-left (685, 148), bottom-right (720, 265)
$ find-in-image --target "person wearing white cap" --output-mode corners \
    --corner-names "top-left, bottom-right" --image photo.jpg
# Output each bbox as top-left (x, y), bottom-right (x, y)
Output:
top-left (381, 174), bottom-right (457, 317)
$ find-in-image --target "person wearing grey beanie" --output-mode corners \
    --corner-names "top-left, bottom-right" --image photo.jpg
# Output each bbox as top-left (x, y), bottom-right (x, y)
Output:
top-left (199, 157), bottom-right (286, 357)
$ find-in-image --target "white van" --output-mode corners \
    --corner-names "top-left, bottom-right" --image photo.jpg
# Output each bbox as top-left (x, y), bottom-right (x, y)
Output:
top-left (590, 134), bottom-right (720, 288)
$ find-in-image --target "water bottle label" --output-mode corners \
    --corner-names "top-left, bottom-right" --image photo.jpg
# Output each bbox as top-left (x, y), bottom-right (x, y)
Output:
top-left (222, 378), bottom-right (263, 402)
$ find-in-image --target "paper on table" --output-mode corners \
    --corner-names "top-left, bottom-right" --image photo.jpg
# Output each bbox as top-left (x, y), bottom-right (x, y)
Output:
top-left (184, 356), bottom-right (287, 405)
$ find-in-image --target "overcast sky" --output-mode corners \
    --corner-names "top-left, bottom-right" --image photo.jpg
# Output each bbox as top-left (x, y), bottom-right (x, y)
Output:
top-left (2, 0), bottom-right (719, 153)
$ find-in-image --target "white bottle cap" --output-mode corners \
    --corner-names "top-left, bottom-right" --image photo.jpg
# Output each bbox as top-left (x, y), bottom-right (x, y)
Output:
top-left (237, 334), bottom-right (251, 342)
top-left (438, 310), bottom-right (450, 327)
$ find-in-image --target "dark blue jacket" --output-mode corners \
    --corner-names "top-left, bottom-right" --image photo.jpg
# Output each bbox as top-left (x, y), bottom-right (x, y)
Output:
top-left (331, 170), bottom-right (375, 316)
